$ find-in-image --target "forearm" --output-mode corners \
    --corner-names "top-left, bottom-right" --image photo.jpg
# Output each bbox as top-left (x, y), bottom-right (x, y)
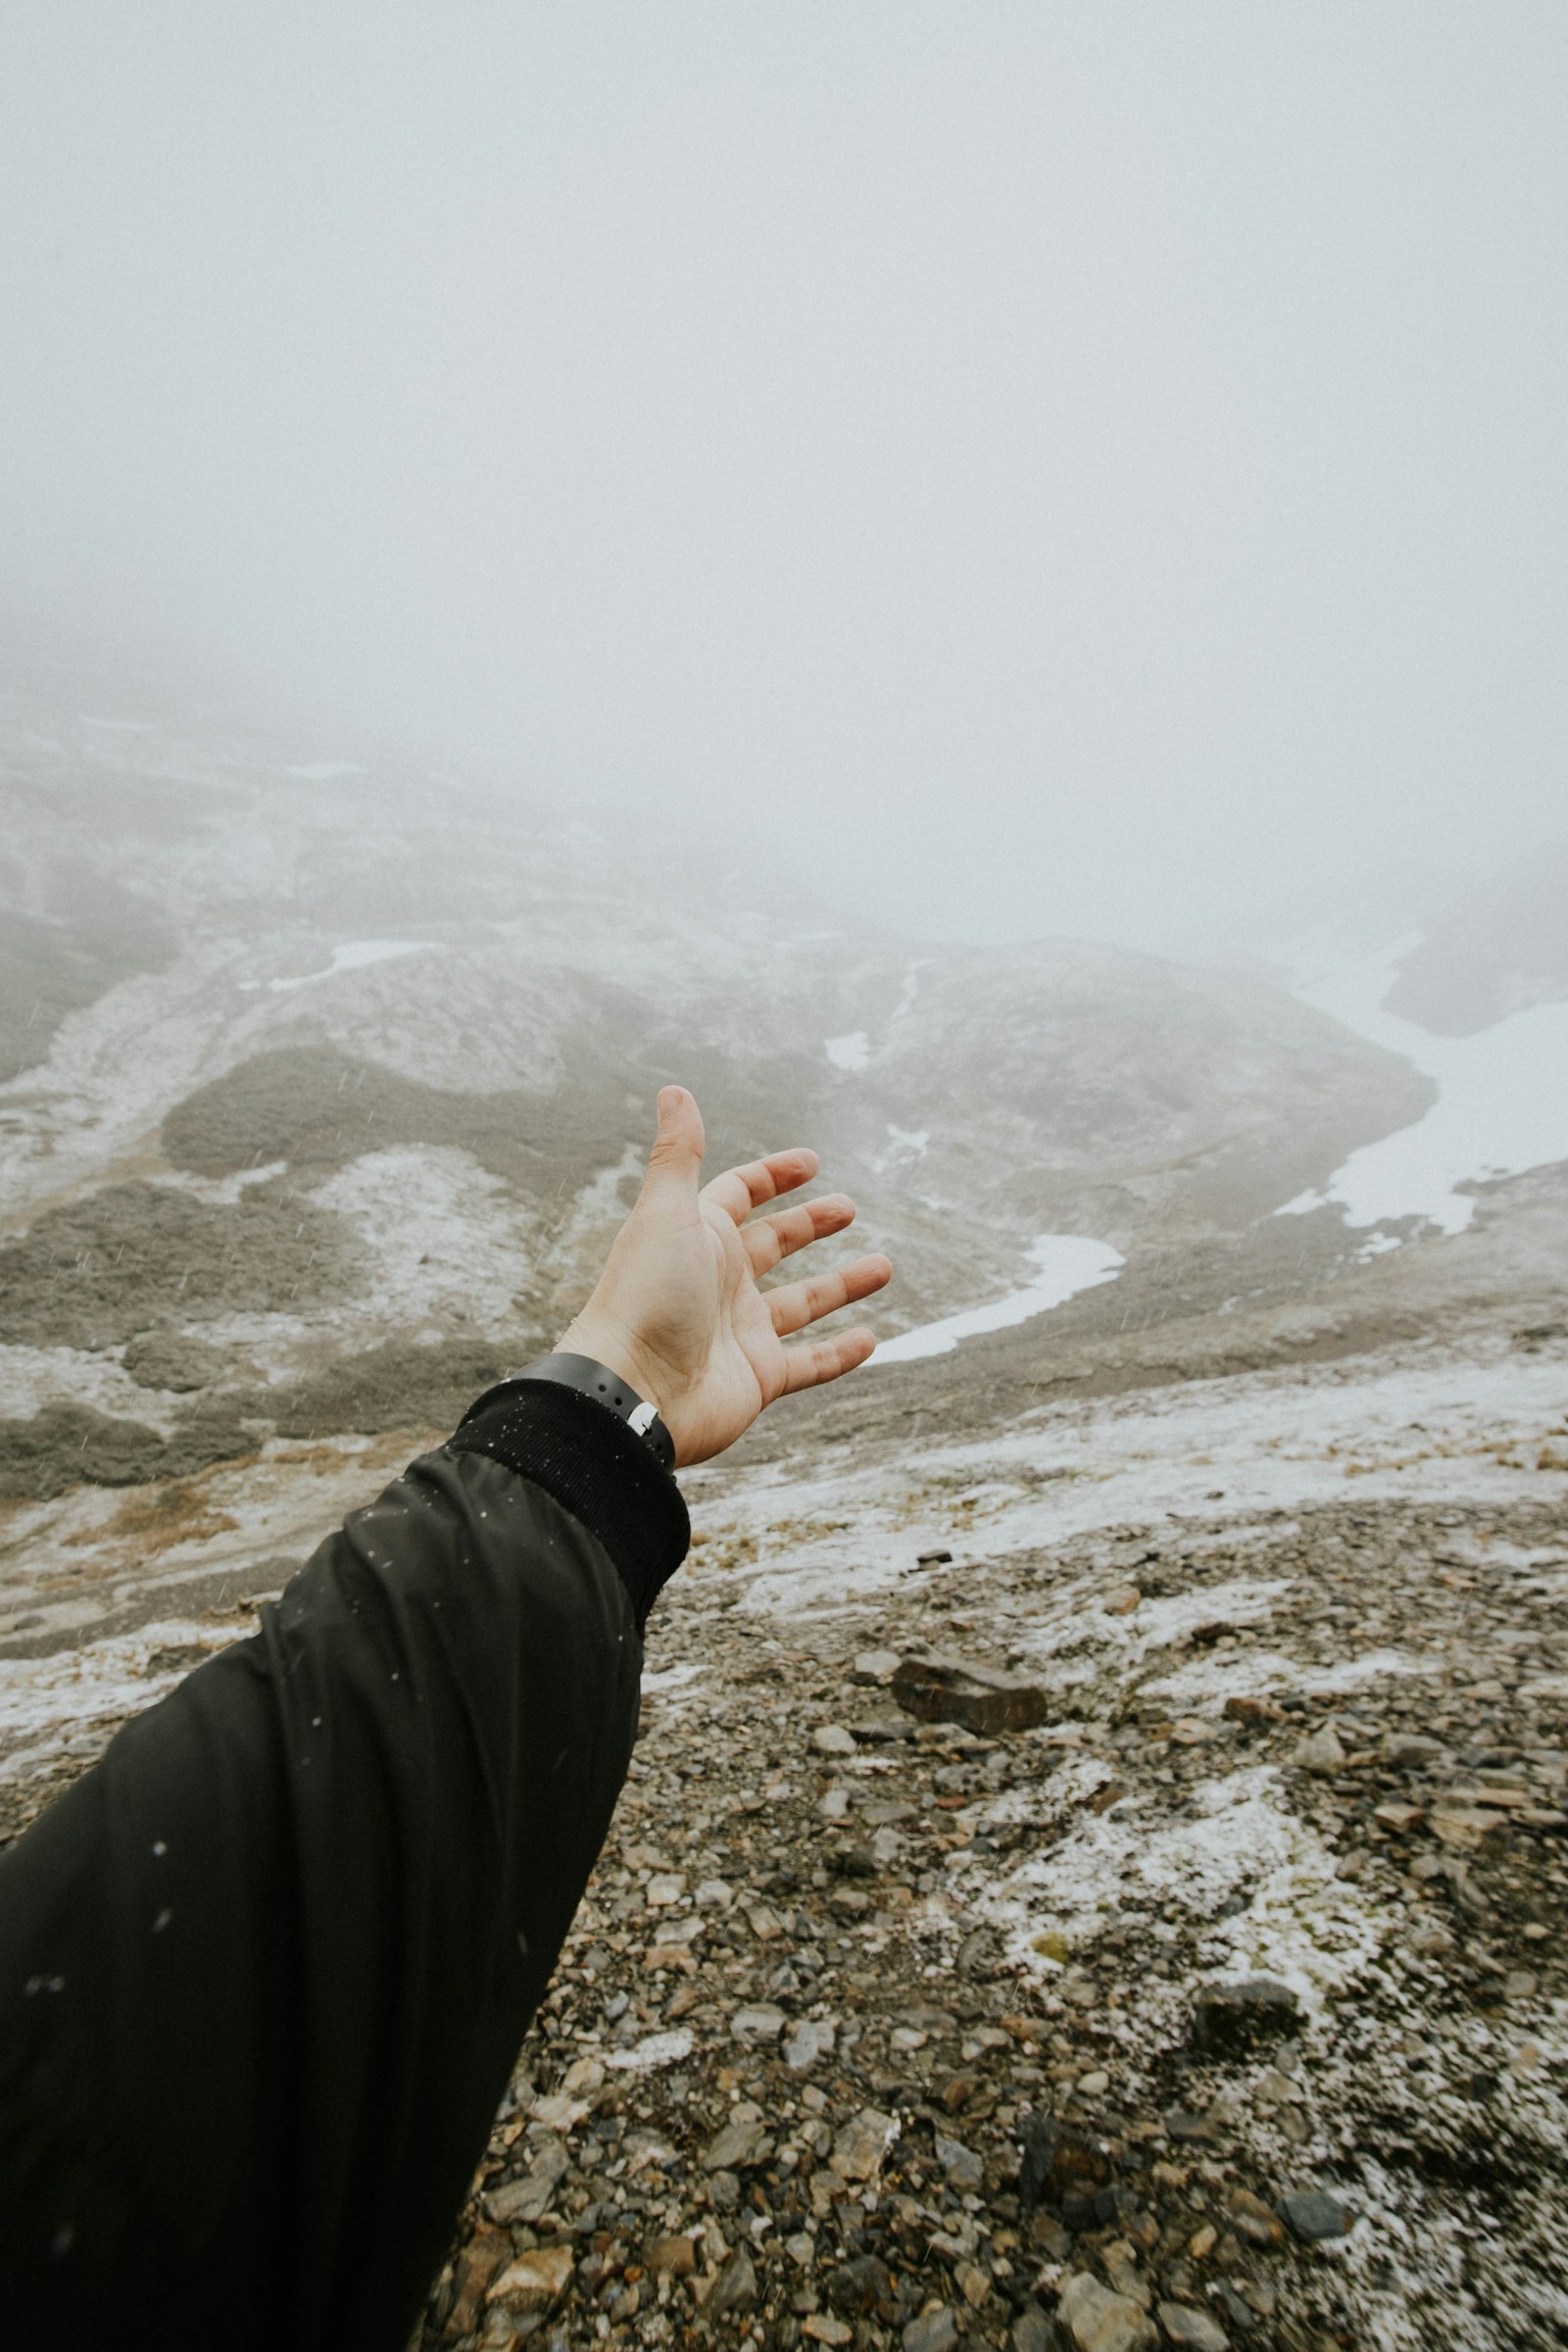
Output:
top-left (0, 1396), bottom-right (687, 2349)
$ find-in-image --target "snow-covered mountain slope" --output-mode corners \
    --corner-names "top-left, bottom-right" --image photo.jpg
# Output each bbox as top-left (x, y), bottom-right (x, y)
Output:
top-left (0, 676), bottom-right (1446, 1489)
top-left (1260, 848), bottom-right (1568, 1241)
top-left (1381, 841), bottom-right (1568, 1036)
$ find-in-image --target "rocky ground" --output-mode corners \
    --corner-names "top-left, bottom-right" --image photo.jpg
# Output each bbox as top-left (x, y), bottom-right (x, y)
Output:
top-left (2, 684), bottom-right (1565, 2350)
top-left (7, 1322), bottom-right (1565, 2351)
top-left (400, 1328), bottom-right (1568, 2352)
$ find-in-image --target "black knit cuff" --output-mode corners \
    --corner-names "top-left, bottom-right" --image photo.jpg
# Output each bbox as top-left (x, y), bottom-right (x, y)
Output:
top-left (448, 1380), bottom-right (690, 1629)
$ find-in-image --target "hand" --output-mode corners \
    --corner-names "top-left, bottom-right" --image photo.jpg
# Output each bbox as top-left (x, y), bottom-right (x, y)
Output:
top-left (557, 1086), bottom-right (893, 1467)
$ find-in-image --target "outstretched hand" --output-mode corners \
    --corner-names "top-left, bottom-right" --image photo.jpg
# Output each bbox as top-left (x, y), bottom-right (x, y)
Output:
top-left (557, 1087), bottom-right (893, 1467)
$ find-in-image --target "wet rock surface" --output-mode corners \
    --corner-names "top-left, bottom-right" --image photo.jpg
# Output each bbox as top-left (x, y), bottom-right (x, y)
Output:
top-left (398, 1349), bottom-right (1568, 2352)
top-left (3, 1319), bottom-right (1566, 2347)
top-left (891, 1655), bottom-right (1051, 1737)
top-left (2, 657), bottom-right (1566, 2352)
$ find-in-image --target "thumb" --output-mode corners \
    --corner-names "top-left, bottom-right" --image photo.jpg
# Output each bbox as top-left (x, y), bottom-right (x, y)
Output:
top-left (639, 1084), bottom-right (705, 1209)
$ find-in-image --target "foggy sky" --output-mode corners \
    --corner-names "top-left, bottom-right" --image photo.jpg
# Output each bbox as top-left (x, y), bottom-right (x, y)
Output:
top-left (2, 5), bottom-right (1564, 955)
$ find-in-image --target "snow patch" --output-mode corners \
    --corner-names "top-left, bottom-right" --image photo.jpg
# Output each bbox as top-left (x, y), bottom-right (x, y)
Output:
top-left (270, 938), bottom-right (437, 992)
top-left (1282, 938), bottom-right (1568, 1234)
top-left (890, 961), bottom-right (929, 1022)
top-left (980, 1764), bottom-right (1388, 2010)
top-left (311, 1146), bottom-right (536, 1331)
top-left (0, 1345), bottom-right (183, 1430)
top-left (825, 1031), bottom-right (871, 1072)
top-left (872, 1123), bottom-right (932, 1175)
top-left (723, 1341), bottom-right (1568, 1621)
top-left (1148, 1644), bottom-right (1437, 1715)
top-left (642, 1664), bottom-right (705, 1696)
top-left (1122, 1578), bottom-right (1291, 1657)
top-left (874, 1236), bottom-right (1123, 1363)
top-left (0, 1618), bottom-right (236, 1763)
top-left (605, 2030), bottom-right (694, 2072)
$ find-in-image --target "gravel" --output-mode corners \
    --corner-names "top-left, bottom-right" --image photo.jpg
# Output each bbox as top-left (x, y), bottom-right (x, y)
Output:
top-left (396, 1446), bottom-right (1568, 2351)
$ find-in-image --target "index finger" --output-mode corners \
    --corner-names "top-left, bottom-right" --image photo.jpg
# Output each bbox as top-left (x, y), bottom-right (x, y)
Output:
top-left (701, 1148), bottom-right (820, 1226)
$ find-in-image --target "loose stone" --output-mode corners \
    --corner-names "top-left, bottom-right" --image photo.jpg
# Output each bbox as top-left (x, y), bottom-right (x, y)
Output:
top-left (487, 2244), bottom-right (574, 2314)
top-left (1280, 2189), bottom-right (1351, 2242)
top-left (830, 2105), bottom-right (900, 2181)
top-left (1056, 2270), bottom-right (1158, 2352)
top-left (1156, 2301), bottom-right (1231, 2350)
top-left (902, 2308), bottom-right (959, 2352)
top-left (1191, 1977), bottom-right (1300, 2056)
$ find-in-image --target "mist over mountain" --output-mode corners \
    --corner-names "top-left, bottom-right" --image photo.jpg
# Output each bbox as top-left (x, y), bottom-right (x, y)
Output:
top-left (1380, 842), bottom-right (1568, 1037)
top-left (4, 11), bottom-right (1568, 2336)
top-left (3, 662), bottom-right (1568, 2351)
top-left (0, 670), bottom-right (1446, 1490)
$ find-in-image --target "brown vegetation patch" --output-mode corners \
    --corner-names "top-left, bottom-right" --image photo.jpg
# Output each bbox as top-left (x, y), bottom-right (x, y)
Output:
top-left (0, 868), bottom-right (173, 1084)
top-left (0, 1178), bottom-right (360, 1350)
top-left (265, 1337), bottom-right (534, 1442)
top-left (103, 1479), bottom-right (240, 1558)
top-left (0, 1398), bottom-right (260, 1501)
top-left (122, 1328), bottom-right (230, 1392)
top-left (160, 1040), bottom-right (828, 1209)
top-left (161, 1044), bottom-right (638, 1194)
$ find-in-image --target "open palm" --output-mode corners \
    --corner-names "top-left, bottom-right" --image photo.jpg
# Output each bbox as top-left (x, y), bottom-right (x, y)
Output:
top-left (559, 1087), bottom-right (893, 1466)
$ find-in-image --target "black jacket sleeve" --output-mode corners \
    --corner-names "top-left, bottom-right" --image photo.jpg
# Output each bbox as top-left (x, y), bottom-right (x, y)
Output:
top-left (0, 1383), bottom-right (688, 2351)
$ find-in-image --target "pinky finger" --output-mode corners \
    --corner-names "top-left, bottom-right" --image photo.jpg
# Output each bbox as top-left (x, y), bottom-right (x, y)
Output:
top-left (778, 1325), bottom-right (878, 1396)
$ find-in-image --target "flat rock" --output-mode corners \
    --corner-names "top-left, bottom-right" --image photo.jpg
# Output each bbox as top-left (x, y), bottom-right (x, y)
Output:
top-left (903, 2309), bottom-right (958, 2352)
top-left (830, 2105), bottom-right (900, 2180)
top-left (1294, 1725), bottom-right (1347, 1774)
top-left (483, 2136), bottom-right (568, 2225)
top-left (731, 2002), bottom-right (787, 2040)
top-left (892, 1650), bottom-right (1050, 1735)
top-left (1102, 2242), bottom-right (1152, 2310)
top-left (784, 2016), bottom-right (836, 2071)
top-left (1226, 2186), bottom-right (1284, 2246)
top-left (852, 1648), bottom-right (904, 1684)
top-left (828, 2253), bottom-right (894, 2314)
top-left (489, 2243), bottom-right (574, 2313)
top-left (812, 1723), bottom-right (858, 1755)
top-left (934, 2132), bottom-right (985, 2191)
top-left (1163, 2108), bottom-right (1222, 2143)
top-left (704, 2110), bottom-right (771, 2171)
top-left (1432, 1804), bottom-right (1507, 1848)
top-left (1384, 1733), bottom-right (1450, 1769)
top-left (1057, 2271), bottom-right (1157, 2352)
top-left (1191, 1976), bottom-right (1300, 2056)
top-left (1018, 2114), bottom-right (1111, 2210)
top-left (705, 2246), bottom-right (759, 2316)
top-left (644, 2233), bottom-right (697, 2276)
top-left (1223, 1693), bottom-right (1283, 1724)
top-left (1280, 2188), bottom-right (1351, 2241)
top-left (1156, 2302), bottom-right (1230, 2350)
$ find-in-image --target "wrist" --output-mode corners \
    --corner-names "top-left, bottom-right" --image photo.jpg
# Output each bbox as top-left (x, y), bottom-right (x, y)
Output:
top-left (556, 1316), bottom-right (670, 1427)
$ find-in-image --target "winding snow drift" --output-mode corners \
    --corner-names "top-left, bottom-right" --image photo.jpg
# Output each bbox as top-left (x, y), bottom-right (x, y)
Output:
top-left (1282, 940), bottom-right (1568, 1234)
top-left (824, 1032), bottom-right (871, 1072)
top-left (872, 1234), bottom-right (1124, 1364)
top-left (268, 938), bottom-right (439, 993)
